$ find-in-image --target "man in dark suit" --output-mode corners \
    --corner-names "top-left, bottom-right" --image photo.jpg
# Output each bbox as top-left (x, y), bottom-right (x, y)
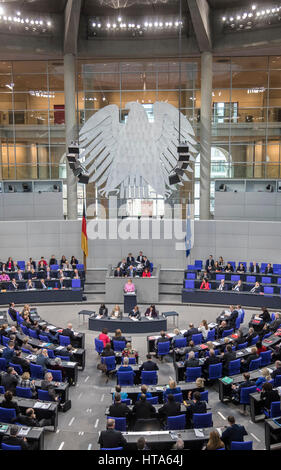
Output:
top-left (221, 416), bottom-right (248, 449)
top-left (98, 418), bottom-right (127, 449)
top-left (221, 344), bottom-right (236, 375)
top-left (41, 372), bottom-right (59, 402)
top-left (216, 320), bottom-right (228, 338)
top-left (184, 323), bottom-right (199, 342)
top-left (158, 394), bottom-right (181, 423)
top-left (36, 349), bottom-right (51, 372)
top-left (2, 424), bottom-right (31, 450)
top-left (142, 256), bottom-right (150, 270)
top-left (118, 259), bottom-right (128, 274)
top-left (224, 305), bottom-right (238, 329)
top-left (271, 360), bottom-right (281, 380)
top-left (114, 267), bottom-right (123, 277)
top-left (8, 302), bottom-right (17, 322)
top-left (231, 372), bottom-right (256, 402)
top-left (205, 255), bottom-right (214, 272)
top-left (1, 367), bottom-right (19, 393)
top-left (139, 354), bottom-right (159, 372)
top-left (185, 391), bottom-right (207, 426)
top-left (132, 394), bottom-right (156, 420)
top-left (250, 262), bottom-right (260, 274)
top-left (126, 253), bottom-right (135, 266)
top-left (156, 331), bottom-right (170, 347)
top-left (11, 350), bottom-right (30, 373)
top-left (265, 263), bottom-right (273, 274)
top-left (269, 313), bottom-right (281, 332)
top-left (136, 252), bottom-right (145, 263)
top-left (108, 393), bottom-right (131, 418)
top-left (9, 278), bottom-right (18, 291)
top-left (203, 349), bottom-right (221, 376)
top-left (2, 341), bottom-right (15, 363)
top-left (61, 323), bottom-right (76, 344)
top-left (184, 351), bottom-right (200, 369)
top-left (16, 407), bottom-right (52, 428)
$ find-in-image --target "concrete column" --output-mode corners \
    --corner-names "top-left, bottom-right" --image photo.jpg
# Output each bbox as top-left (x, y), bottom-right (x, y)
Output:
top-left (64, 53), bottom-right (77, 220)
top-left (200, 51), bottom-right (212, 219)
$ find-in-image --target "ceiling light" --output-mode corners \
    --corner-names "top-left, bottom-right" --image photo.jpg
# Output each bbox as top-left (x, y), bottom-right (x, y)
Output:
top-left (118, 16), bottom-right (122, 22)
top-left (16, 11), bottom-right (21, 16)
top-left (0, 7), bottom-right (4, 15)
top-left (92, 22), bottom-right (96, 27)
top-left (252, 4), bottom-right (256, 10)
top-left (222, 16), bottom-right (226, 21)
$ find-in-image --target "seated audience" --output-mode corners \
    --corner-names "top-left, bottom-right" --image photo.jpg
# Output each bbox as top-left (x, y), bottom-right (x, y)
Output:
top-left (101, 343), bottom-right (115, 357)
top-left (41, 372), bottom-right (59, 402)
top-left (185, 391), bottom-right (207, 425)
top-left (2, 424), bottom-right (31, 450)
top-left (36, 349), bottom-right (51, 371)
top-left (231, 372), bottom-right (256, 403)
top-left (98, 418), bottom-right (127, 449)
top-left (1, 367), bottom-right (19, 393)
top-left (171, 328), bottom-right (184, 346)
top-left (241, 346), bottom-right (259, 371)
top-left (18, 372), bottom-right (36, 397)
top-left (122, 342), bottom-right (138, 361)
top-left (164, 379), bottom-right (182, 398)
top-left (225, 263), bottom-right (234, 273)
top-left (118, 356), bottom-right (133, 372)
top-left (136, 436), bottom-right (150, 450)
top-left (184, 351), bottom-right (200, 369)
top-left (12, 350), bottom-right (30, 373)
top-left (144, 305), bottom-right (157, 318)
top-left (132, 394), bottom-right (156, 420)
top-left (108, 393), bottom-right (131, 418)
top-left (158, 394), bottom-right (181, 422)
top-left (250, 281), bottom-right (261, 293)
top-left (217, 279), bottom-right (226, 291)
top-left (128, 305), bottom-right (141, 320)
top-left (236, 263), bottom-right (246, 273)
top-left (260, 382), bottom-right (280, 411)
top-left (113, 385), bottom-right (128, 401)
top-left (255, 368), bottom-right (272, 392)
top-left (250, 262), bottom-right (260, 273)
top-left (110, 305), bottom-right (122, 319)
top-left (271, 360), bottom-right (281, 380)
top-left (142, 268), bottom-right (151, 278)
top-left (265, 263), bottom-right (273, 275)
top-left (200, 278), bottom-right (210, 290)
top-left (139, 354), bottom-right (159, 371)
top-left (184, 323), bottom-right (199, 341)
top-left (221, 416), bottom-right (247, 450)
top-left (0, 390), bottom-right (20, 416)
top-left (205, 430), bottom-right (225, 451)
top-left (136, 384), bottom-right (152, 401)
top-left (198, 320), bottom-right (209, 341)
top-left (98, 304), bottom-right (108, 317)
top-left (205, 255), bottom-right (214, 272)
top-left (232, 280), bottom-right (243, 292)
top-left (112, 329), bottom-right (127, 344)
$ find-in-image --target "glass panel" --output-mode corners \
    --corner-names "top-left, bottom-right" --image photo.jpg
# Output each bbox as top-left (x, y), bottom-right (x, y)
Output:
top-left (213, 58), bottom-right (231, 88)
top-left (0, 61), bottom-right (12, 74)
top-left (231, 57), bottom-right (268, 70)
top-left (48, 60), bottom-right (64, 74)
top-left (268, 89), bottom-right (281, 107)
top-left (13, 74), bottom-right (47, 92)
top-left (268, 108), bottom-right (281, 122)
top-left (49, 74), bottom-right (64, 91)
top-left (121, 72), bottom-right (156, 90)
top-left (269, 56), bottom-right (281, 69)
top-left (269, 70), bottom-right (281, 88)
top-left (121, 91), bottom-right (156, 108)
top-left (83, 72), bottom-right (120, 91)
top-left (232, 70), bottom-right (268, 88)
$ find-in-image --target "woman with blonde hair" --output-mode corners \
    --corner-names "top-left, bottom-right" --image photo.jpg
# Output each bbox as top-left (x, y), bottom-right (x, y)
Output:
top-left (122, 342), bottom-right (138, 361)
top-left (110, 304), bottom-right (122, 319)
top-left (188, 377), bottom-right (205, 399)
top-left (255, 367), bottom-right (272, 391)
top-left (205, 430), bottom-right (225, 450)
top-left (198, 320), bottom-right (209, 340)
top-left (164, 378), bottom-right (182, 399)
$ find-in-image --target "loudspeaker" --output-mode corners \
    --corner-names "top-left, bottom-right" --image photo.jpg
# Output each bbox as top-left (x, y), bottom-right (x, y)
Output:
top-left (174, 168), bottom-right (184, 176)
top-left (177, 144), bottom-right (189, 153)
top-left (169, 174), bottom-right (181, 185)
top-left (178, 154), bottom-right (190, 162)
top-left (68, 145), bottom-right (79, 154)
top-left (78, 174), bottom-right (90, 184)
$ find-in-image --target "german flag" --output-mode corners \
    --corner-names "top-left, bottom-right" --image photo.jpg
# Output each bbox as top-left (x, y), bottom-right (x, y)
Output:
top-left (81, 202), bottom-right (88, 259)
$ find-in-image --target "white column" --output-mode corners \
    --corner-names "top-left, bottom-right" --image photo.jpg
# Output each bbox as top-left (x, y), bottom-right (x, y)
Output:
top-left (200, 51), bottom-right (212, 220)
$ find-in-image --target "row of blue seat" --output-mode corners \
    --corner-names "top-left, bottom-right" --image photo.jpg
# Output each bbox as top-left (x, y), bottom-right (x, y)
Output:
top-left (190, 260), bottom-right (281, 273)
top-left (186, 273), bottom-right (281, 284)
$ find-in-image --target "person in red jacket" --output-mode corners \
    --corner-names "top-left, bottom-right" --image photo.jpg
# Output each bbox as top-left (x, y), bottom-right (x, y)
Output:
top-left (98, 328), bottom-right (111, 348)
top-left (200, 279), bottom-right (210, 290)
top-left (142, 268), bottom-right (151, 278)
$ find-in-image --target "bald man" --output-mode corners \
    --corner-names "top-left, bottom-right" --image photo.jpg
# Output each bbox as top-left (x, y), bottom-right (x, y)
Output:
top-left (61, 323), bottom-right (76, 344)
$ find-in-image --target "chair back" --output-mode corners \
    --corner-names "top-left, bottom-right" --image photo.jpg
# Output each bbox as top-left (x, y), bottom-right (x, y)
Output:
top-left (200, 390), bottom-right (208, 402)
top-left (0, 386), bottom-right (5, 394)
top-left (249, 357), bottom-right (262, 371)
top-left (166, 414), bottom-right (186, 430)
top-left (100, 447), bottom-right (123, 451)
top-left (222, 328), bottom-right (234, 338)
top-left (230, 441), bottom-right (253, 450)
top-left (174, 338), bottom-right (187, 348)
top-left (121, 399), bottom-right (131, 405)
top-left (101, 356), bottom-right (116, 371)
top-left (193, 412), bottom-right (213, 429)
top-left (185, 367), bottom-right (202, 382)
top-left (194, 260), bottom-right (203, 269)
top-left (37, 389), bottom-right (53, 401)
top-left (50, 264), bottom-right (59, 271)
top-left (0, 407), bottom-right (16, 423)
top-left (28, 328), bottom-right (38, 339)
top-left (274, 375), bottom-right (281, 387)
top-left (117, 371), bottom-right (134, 386)
top-left (121, 356), bottom-right (136, 365)
top-left (208, 363), bottom-right (223, 380)
top-left (157, 341), bottom-right (170, 356)
top-left (17, 261), bottom-right (25, 270)
top-left (206, 329), bottom-right (216, 342)
top-left (237, 342), bottom-right (248, 350)
top-left (95, 338), bottom-right (104, 354)
top-left (185, 280), bottom-right (195, 289)
top-left (107, 416), bottom-right (126, 432)
top-left (270, 401), bottom-right (281, 418)
top-left (71, 279), bottom-right (81, 290)
top-left (191, 333), bottom-right (203, 345)
top-left (1, 443), bottom-right (21, 451)
top-left (146, 396), bottom-right (158, 404)
top-left (112, 340), bottom-right (126, 352)
top-left (216, 274), bottom-right (225, 280)
top-left (246, 276), bottom-right (256, 283)
top-left (59, 335), bottom-right (71, 347)
top-left (186, 273), bottom-right (196, 280)
top-left (47, 349), bottom-right (55, 359)
top-left (262, 277), bottom-right (271, 284)
top-left (231, 275), bottom-right (240, 282)
top-left (9, 363), bottom-right (23, 376)
top-left (251, 335), bottom-right (259, 345)
top-left (260, 350), bottom-right (272, 366)
top-left (240, 386), bottom-right (256, 405)
top-left (15, 386), bottom-right (33, 398)
top-left (21, 326), bottom-right (29, 336)
top-left (76, 264), bottom-right (84, 271)
top-left (0, 357), bottom-right (7, 371)
top-left (172, 392), bottom-right (183, 403)
top-left (141, 370), bottom-right (158, 385)
top-left (39, 334), bottom-right (49, 342)
top-left (2, 336), bottom-right (9, 347)
top-left (235, 317), bottom-right (241, 330)
top-left (228, 359), bottom-right (241, 376)
top-left (30, 363), bottom-right (44, 379)
top-left (47, 369), bottom-right (62, 382)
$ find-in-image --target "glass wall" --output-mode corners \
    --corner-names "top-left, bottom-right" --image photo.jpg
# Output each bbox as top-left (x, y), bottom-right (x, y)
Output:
top-left (0, 56), bottom-right (280, 218)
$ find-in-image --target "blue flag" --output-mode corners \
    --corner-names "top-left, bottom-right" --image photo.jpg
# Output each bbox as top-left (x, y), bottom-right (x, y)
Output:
top-left (185, 200), bottom-right (192, 258)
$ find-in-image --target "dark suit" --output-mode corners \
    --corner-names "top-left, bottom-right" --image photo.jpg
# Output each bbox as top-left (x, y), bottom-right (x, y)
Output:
top-left (205, 259), bottom-right (214, 270)
top-left (269, 319), bottom-right (281, 332)
top-left (203, 355), bottom-right (221, 373)
top-left (221, 424), bottom-right (247, 449)
top-left (260, 389), bottom-right (280, 410)
top-left (109, 402), bottom-right (131, 418)
top-left (11, 356), bottom-right (30, 373)
top-left (250, 264), bottom-right (260, 273)
top-left (41, 380), bottom-right (57, 401)
top-left (271, 367), bottom-right (281, 380)
top-left (114, 270), bottom-right (123, 277)
top-left (187, 400), bottom-right (207, 422)
top-left (126, 257), bottom-right (135, 266)
top-left (265, 267), bottom-right (273, 274)
top-left (139, 360), bottom-right (159, 372)
top-left (98, 429), bottom-right (127, 449)
top-left (129, 309), bottom-right (141, 320)
top-left (8, 307), bottom-right (17, 322)
top-left (2, 434), bottom-right (29, 450)
top-left (222, 351), bottom-right (236, 373)
top-left (158, 401), bottom-right (181, 419)
top-left (132, 400), bottom-right (156, 419)
top-left (184, 327), bottom-right (199, 341)
top-left (184, 358), bottom-right (200, 368)
top-left (61, 328), bottom-right (76, 343)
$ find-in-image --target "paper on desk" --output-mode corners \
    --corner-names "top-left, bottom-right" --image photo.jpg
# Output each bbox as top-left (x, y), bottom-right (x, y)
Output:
top-left (216, 428), bottom-right (222, 437)
top-left (194, 429), bottom-right (204, 437)
top-left (18, 427), bottom-right (30, 436)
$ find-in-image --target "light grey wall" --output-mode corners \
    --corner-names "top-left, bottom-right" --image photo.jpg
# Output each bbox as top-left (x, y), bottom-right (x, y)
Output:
top-left (0, 193), bottom-right (63, 221)
top-left (0, 218), bottom-right (280, 268)
top-left (215, 192), bottom-right (281, 221)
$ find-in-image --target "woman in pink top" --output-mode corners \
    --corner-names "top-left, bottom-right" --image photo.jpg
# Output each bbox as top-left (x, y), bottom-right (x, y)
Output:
top-left (124, 279), bottom-right (135, 293)
top-left (98, 328), bottom-right (110, 348)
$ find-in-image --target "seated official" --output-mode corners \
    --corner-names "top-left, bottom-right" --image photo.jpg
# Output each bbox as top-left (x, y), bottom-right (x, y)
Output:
top-left (269, 313), bottom-right (281, 332)
top-left (136, 252), bottom-right (145, 263)
top-left (258, 307), bottom-right (271, 324)
top-left (142, 268), bottom-right (151, 278)
top-left (114, 267), bottom-right (124, 277)
top-left (118, 258), bottom-right (128, 272)
top-left (1, 368), bottom-right (19, 393)
top-left (126, 265), bottom-right (136, 278)
top-left (109, 393), bottom-right (131, 418)
top-left (2, 424), bottom-right (31, 450)
top-left (200, 279), bottom-right (210, 290)
top-left (49, 255), bottom-right (57, 266)
top-left (9, 278), bottom-right (18, 291)
top-left (18, 372), bottom-right (36, 397)
top-left (164, 379), bottom-right (182, 398)
top-left (71, 269), bottom-right (81, 280)
top-left (184, 323), bottom-right (199, 342)
top-left (8, 302), bottom-right (17, 322)
top-left (171, 328), bottom-right (185, 346)
top-left (221, 416), bottom-right (247, 450)
top-left (98, 328), bottom-right (111, 348)
top-left (126, 253), bottom-right (135, 266)
top-left (255, 368), bottom-right (272, 392)
top-left (203, 349), bottom-right (221, 376)
top-left (26, 279), bottom-right (35, 290)
top-left (139, 354), bottom-right (159, 372)
top-left (200, 270), bottom-right (211, 281)
top-left (224, 305), bottom-right (238, 328)
top-left (110, 305), bottom-right (122, 319)
top-left (225, 263), bottom-right (234, 273)
top-left (41, 325), bottom-right (59, 344)
top-left (16, 269), bottom-right (24, 281)
top-left (205, 255), bottom-right (214, 272)
top-left (136, 384), bottom-right (152, 401)
top-left (98, 418), bottom-right (127, 449)
top-left (260, 382), bottom-right (280, 411)
top-left (70, 256), bottom-right (78, 269)
top-left (21, 337), bottom-right (38, 354)
top-left (16, 407), bottom-right (52, 428)
top-left (144, 305), bottom-right (157, 318)
top-left (214, 261), bottom-right (222, 272)
top-left (136, 437), bottom-right (150, 450)
top-left (117, 356), bottom-right (133, 372)
top-left (235, 330), bottom-right (246, 347)
top-left (41, 372), bottom-right (59, 402)
top-left (185, 391), bottom-right (207, 425)
top-left (98, 304), bottom-right (108, 317)
top-left (128, 305), bottom-right (141, 320)
top-left (205, 430), bottom-right (225, 451)
top-left (198, 320), bottom-right (209, 341)
top-left (241, 347), bottom-right (259, 371)
top-left (221, 344), bottom-right (236, 375)
top-left (217, 279), bottom-right (227, 291)
top-left (37, 260), bottom-right (46, 272)
top-left (216, 320), bottom-right (228, 339)
top-left (61, 323), bottom-right (77, 344)
top-left (113, 385), bottom-right (128, 401)
top-left (12, 350), bottom-right (30, 373)
top-left (236, 263), bottom-right (246, 273)
top-left (132, 394), bottom-right (156, 420)
top-left (36, 349), bottom-right (51, 372)
top-left (0, 391), bottom-right (20, 416)
top-left (250, 281), bottom-right (262, 294)
top-left (112, 329), bottom-right (127, 345)
top-left (250, 261), bottom-right (260, 273)
top-left (48, 357), bottom-right (66, 381)
top-left (187, 378), bottom-right (205, 400)
top-left (38, 278), bottom-right (48, 289)
top-left (245, 327), bottom-right (256, 346)
top-left (270, 360), bottom-right (281, 381)
top-left (184, 351), bottom-right (200, 369)
top-left (155, 331), bottom-right (170, 350)
top-left (264, 263), bottom-right (273, 275)
top-left (101, 343), bottom-right (115, 357)
top-left (158, 394), bottom-right (181, 423)
top-left (232, 280), bottom-right (243, 292)
top-left (122, 342), bottom-right (138, 361)
top-left (2, 341), bottom-right (16, 363)
top-left (124, 278), bottom-right (135, 294)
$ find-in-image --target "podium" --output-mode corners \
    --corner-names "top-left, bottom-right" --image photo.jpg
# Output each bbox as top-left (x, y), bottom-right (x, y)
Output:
top-left (124, 293), bottom-right (137, 314)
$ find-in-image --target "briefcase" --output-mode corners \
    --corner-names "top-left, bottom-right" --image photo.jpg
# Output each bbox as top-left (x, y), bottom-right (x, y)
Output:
top-left (60, 400), bottom-right (72, 412)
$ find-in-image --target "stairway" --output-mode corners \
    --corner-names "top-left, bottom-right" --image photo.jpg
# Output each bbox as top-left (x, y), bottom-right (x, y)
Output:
top-left (159, 269), bottom-right (184, 304)
top-left (83, 269), bottom-right (106, 303)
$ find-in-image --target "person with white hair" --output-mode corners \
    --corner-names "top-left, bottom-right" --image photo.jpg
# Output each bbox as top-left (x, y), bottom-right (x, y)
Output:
top-left (183, 350), bottom-right (200, 369)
